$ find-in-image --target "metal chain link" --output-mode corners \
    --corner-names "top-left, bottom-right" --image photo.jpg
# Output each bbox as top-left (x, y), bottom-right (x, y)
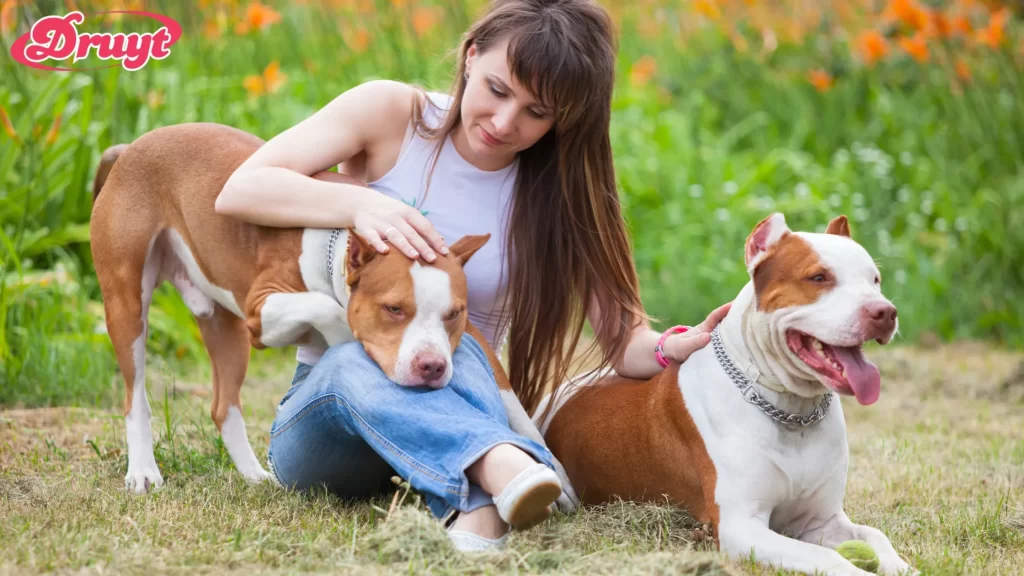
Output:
top-left (711, 328), bottom-right (831, 431)
top-left (325, 228), bottom-right (341, 285)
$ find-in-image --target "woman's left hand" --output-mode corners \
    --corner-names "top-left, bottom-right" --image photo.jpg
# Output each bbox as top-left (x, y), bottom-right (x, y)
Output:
top-left (661, 302), bottom-right (732, 364)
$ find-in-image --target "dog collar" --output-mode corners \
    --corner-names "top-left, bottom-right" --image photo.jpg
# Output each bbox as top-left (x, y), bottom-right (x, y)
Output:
top-left (711, 327), bottom-right (831, 431)
top-left (325, 228), bottom-right (351, 306)
top-left (715, 325), bottom-right (788, 394)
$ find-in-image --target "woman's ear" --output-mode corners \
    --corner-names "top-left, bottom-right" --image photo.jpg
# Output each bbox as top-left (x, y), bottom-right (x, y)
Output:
top-left (465, 43), bottom-right (478, 75)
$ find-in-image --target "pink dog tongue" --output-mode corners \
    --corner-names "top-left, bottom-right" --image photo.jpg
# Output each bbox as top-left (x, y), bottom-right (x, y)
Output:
top-left (832, 346), bottom-right (880, 405)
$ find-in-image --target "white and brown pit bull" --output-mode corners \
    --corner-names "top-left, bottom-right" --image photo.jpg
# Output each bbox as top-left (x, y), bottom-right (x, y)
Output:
top-left (533, 213), bottom-right (916, 576)
top-left (89, 122), bottom-right (566, 499)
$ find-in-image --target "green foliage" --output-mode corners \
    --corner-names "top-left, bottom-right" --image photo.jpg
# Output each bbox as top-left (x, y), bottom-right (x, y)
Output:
top-left (1, 1), bottom-right (1021, 408)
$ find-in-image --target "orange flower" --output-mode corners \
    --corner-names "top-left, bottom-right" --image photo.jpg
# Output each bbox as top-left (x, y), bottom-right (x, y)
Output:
top-left (899, 33), bottom-right (930, 62)
top-left (693, 0), bottom-right (721, 21)
top-left (928, 11), bottom-right (952, 38)
top-left (235, 1), bottom-right (282, 35)
top-left (807, 69), bottom-right (833, 92)
top-left (884, 0), bottom-right (931, 31)
top-left (975, 8), bottom-right (1009, 48)
top-left (856, 30), bottom-right (889, 65)
top-left (346, 25), bottom-right (369, 53)
top-left (0, 105), bottom-right (18, 143)
top-left (955, 58), bottom-right (971, 80)
top-left (411, 6), bottom-right (438, 38)
top-left (951, 15), bottom-right (972, 37)
top-left (1, 0), bottom-right (20, 36)
top-left (45, 114), bottom-right (61, 146)
top-left (243, 61), bottom-right (288, 98)
top-left (630, 55), bottom-right (657, 88)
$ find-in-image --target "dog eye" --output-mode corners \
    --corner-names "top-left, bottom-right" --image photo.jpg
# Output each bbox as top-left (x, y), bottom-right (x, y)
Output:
top-left (445, 309), bottom-right (460, 321)
top-left (808, 273), bottom-right (828, 283)
top-left (874, 276), bottom-right (881, 285)
top-left (383, 305), bottom-right (402, 315)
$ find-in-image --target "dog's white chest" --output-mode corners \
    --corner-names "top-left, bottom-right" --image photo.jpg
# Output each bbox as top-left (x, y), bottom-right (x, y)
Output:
top-left (678, 348), bottom-right (850, 529)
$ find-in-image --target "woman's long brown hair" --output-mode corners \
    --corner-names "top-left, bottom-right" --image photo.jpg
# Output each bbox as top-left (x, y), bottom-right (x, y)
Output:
top-left (412, 0), bottom-right (647, 413)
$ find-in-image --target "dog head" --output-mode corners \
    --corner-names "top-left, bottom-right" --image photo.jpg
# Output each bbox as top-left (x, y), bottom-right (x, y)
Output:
top-left (741, 213), bottom-right (897, 405)
top-left (345, 232), bottom-right (490, 389)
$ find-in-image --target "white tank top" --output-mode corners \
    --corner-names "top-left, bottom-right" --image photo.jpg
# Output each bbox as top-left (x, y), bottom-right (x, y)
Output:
top-left (296, 91), bottom-right (516, 365)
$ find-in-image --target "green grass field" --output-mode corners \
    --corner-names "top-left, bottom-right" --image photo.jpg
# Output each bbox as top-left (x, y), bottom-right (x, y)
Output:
top-left (2, 0), bottom-right (1023, 573)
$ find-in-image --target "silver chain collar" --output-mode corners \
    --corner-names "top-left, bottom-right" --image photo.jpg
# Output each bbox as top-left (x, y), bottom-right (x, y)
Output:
top-left (710, 327), bottom-right (831, 431)
top-left (325, 228), bottom-right (341, 287)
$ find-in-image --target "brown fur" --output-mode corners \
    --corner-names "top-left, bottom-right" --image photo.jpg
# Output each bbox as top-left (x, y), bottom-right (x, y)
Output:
top-left (89, 123), bottom-right (499, 434)
top-left (752, 233), bottom-right (832, 313)
top-left (825, 215), bottom-right (850, 237)
top-left (543, 365), bottom-right (720, 543)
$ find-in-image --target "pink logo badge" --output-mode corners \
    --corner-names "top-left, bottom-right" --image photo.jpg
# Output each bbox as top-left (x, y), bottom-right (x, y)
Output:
top-left (10, 11), bottom-right (182, 72)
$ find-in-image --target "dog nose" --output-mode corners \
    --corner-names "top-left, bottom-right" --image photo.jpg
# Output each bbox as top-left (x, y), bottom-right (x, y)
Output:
top-left (414, 353), bottom-right (447, 387)
top-left (861, 301), bottom-right (897, 340)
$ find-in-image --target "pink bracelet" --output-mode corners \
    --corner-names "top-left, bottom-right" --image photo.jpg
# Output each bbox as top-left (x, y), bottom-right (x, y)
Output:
top-left (655, 325), bottom-right (689, 368)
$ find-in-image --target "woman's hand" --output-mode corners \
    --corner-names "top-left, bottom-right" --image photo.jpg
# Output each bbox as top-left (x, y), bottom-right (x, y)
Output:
top-left (661, 302), bottom-right (732, 364)
top-left (351, 191), bottom-right (449, 263)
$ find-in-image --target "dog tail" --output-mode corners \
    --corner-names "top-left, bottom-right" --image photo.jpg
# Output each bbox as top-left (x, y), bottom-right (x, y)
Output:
top-left (92, 143), bottom-right (129, 201)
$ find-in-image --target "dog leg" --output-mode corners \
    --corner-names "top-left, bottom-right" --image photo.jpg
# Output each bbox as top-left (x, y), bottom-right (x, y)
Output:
top-left (96, 238), bottom-right (164, 494)
top-left (498, 390), bottom-right (579, 512)
top-left (196, 305), bottom-right (271, 483)
top-left (718, 513), bottom-right (875, 576)
top-left (802, 511), bottom-right (917, 576)
top-left (249, 291), bottom-right (352, 349)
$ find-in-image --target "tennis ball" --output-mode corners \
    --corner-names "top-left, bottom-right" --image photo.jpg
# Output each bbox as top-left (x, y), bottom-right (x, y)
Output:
top-left (836, 540), bottom-right (879, 573)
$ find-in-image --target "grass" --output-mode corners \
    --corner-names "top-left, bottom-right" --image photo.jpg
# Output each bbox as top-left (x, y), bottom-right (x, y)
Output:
top-left (2, 1), bottom-right (1024, 409)
top-left (1, 1), bottom-right (1023, 573)
top-left (2, 341), bottom-right (1023, 575)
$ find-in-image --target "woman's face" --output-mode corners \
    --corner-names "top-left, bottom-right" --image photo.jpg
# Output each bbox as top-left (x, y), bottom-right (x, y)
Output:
top-left (457, 38), bottom-right (556, 171)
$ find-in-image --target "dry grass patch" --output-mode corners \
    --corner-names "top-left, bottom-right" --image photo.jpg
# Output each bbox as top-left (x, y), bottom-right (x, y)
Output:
top-left (2, 342), bottom-right (1022, 575)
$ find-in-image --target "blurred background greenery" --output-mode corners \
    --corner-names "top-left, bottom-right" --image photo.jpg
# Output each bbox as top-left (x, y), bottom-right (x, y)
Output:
top-left (1, 0), bottom-right (1022, 409)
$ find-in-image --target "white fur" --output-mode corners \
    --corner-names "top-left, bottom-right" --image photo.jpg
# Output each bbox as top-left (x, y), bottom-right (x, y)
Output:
top-left (220, 405), bottom-right (271, 483)
top-left (535, 222), bottom-right (914, 576)
top-left (390, 262), bottom-right (454, 386)
top-left (298, 228), bottom-right (350, 304)
top-left (690, 291), bottom-right (912, 575)
top-left (259, 292), bottom-right (353, 348)
top-left (743, 219), bottom-right (898, 399)
top-left (164, 229), bottom-right (243, 317)
top-left (125, 235), bottom-right (162, 494)
top-left (125, 334), bottom-right (162, 494)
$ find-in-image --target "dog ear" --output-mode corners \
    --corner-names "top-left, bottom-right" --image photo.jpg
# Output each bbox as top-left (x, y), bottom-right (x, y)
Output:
top-left (745, 213), bottom-right (790, 272)
top-left (448, 233), bottom-right (490, 266)
top-left (825, 215), bottom-right (851, 238)
top-left (346, 232), bottom-right (376, 286)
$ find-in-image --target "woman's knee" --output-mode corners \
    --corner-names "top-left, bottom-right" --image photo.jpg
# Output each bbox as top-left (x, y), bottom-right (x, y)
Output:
top-left (307, 340), bottom-right (386, 397)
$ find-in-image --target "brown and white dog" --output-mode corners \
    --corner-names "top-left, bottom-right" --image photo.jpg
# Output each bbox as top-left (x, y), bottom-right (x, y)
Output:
top-left (89, 122), bottom-right (567, 498)
top-left (533, 213), bottom-right (916, 575)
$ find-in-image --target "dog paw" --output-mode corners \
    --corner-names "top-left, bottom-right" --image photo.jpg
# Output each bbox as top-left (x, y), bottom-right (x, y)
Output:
top-left (241, 467), bottom-right (274, 484)
top-left (125, 467), bottom-right (164, 494)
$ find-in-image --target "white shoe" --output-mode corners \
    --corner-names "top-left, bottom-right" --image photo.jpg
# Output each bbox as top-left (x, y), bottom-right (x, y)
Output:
top-left (447, 529), bottom-right (508, 552)
top-left (492, 463), bottom-right (562, 530)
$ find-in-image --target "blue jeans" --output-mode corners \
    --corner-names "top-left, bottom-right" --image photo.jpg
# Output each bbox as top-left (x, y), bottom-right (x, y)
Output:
top-left (266, 333), bottom-right (556, 521)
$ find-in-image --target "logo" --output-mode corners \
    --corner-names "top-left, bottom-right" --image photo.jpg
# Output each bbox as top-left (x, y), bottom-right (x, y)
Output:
top-left (10, 11), bottom-right (182, 72)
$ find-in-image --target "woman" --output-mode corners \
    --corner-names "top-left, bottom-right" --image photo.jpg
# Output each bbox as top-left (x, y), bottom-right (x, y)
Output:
top-left (216, 0), bottom-right (728, 552)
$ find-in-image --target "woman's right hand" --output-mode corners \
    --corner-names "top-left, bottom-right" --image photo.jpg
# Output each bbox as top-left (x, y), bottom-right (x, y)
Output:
top-left (351, 190), bottom-right (449, 263)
